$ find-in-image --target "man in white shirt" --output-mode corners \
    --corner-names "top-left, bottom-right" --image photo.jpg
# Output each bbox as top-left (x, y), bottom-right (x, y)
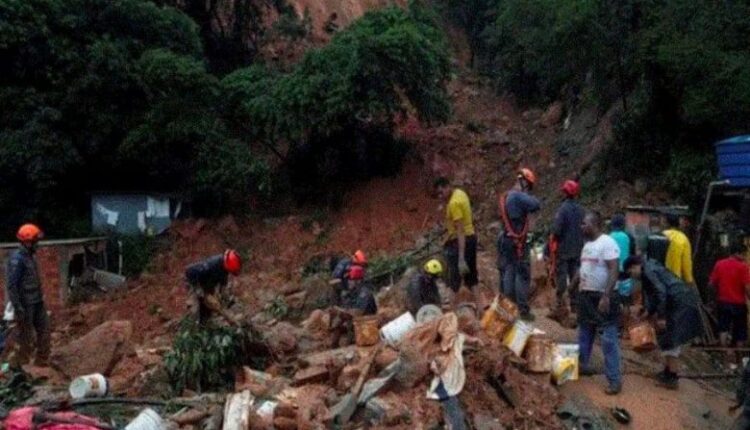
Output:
top-left (569, 211), bottom-right (622, 395)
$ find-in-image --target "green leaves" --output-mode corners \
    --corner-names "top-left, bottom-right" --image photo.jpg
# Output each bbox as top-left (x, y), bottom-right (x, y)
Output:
top-left (164, 319), bottom-right (248, 394)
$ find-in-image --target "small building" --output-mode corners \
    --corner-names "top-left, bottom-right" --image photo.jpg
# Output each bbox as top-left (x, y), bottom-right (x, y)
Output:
top-left (91, 192), bottom-right (188, 235)
top-left (0, 237), bottom-right (109, 309)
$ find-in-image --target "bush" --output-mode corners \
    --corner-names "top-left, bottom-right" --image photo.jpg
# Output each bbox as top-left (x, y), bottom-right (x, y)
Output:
top-left (164, 319), bottom-right (252, 393)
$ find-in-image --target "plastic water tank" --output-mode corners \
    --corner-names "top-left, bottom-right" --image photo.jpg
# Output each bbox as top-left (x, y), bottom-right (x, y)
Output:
top-left (715, 135), bottom-right (750, 187)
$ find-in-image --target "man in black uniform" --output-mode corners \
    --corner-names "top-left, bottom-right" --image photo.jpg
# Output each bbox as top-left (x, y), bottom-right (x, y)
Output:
top-left (6, 224), bottom-right (50, 367)
top-left (184, 249), bottom-right (242, 324)
top-left (406, 259), bottom-right (443, 317)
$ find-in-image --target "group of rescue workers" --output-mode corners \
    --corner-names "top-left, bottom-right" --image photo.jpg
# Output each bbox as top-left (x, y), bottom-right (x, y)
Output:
top-left (3, 167), bottom-right (750, 428)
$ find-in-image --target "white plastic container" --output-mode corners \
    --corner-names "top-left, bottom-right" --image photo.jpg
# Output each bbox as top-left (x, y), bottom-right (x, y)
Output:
top-left (380, 312), bottom-right (416, 347)
top-left (125, 409), bottom-right (165, 430)
top-left (502, 320), bottom-right (534, 356)
top-left (416, 304), bottom-right (442, 324)
top-left (69, 373), bottom-right (108, 399)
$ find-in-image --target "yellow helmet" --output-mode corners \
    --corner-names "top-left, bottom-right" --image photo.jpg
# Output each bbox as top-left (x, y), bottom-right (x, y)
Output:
top-left (424, 259), bottom-right (443, 275)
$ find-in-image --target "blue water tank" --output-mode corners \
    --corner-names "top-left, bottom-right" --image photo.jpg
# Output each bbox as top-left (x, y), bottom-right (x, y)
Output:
top-left (715, 135), bottom-right (750, 187)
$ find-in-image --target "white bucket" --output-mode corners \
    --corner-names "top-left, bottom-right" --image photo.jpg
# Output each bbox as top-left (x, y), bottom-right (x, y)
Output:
top-left (125, 408), bottom-right (165, 430)
top-left (502, 320), bottom-right (534, 356)
top-left (416, 304), bottom-right (442, 324)
top-left (380, 312), bottom-right (416, 347)
top-left (69, 373), bottom-right (108, 399)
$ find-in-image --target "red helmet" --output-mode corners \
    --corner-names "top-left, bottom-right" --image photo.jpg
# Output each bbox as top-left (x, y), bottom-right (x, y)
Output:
top-left (518, 168), bottom-right (537, 186)
top-left (561, 180), bottom-right (580, 197)
top-left (348, 265), bottom-right (365, 280)
top-left (223, 249), bottom-right (242, 275)
top-left (352, 250), bottom-right (367, 266)
top-left (17, 224), bottom-right (43, 243)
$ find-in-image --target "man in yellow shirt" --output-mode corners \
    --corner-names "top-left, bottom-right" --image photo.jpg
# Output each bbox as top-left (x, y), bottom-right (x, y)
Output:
top-left (435, 177), bottom-right (477, 292)
top-left (663, 212), bottom-right (695, 285)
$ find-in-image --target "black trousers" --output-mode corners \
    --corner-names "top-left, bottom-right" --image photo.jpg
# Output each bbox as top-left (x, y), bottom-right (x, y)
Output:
top-left (444, 235), bottom-right (478, 292)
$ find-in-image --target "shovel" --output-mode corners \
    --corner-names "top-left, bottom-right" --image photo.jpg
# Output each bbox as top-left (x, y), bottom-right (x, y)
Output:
top-left (329, 343), bottom-right (382, 425)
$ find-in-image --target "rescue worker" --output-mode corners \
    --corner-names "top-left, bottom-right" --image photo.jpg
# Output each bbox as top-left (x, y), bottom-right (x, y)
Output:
top-left (337, 265), bottom-right (377, 316)
top-left (570, 211), bottom-right (622, 394)
top-left (498, 168), bottom-right (541, 321)
top-left (6, 224), bottom-right (50, 367)
top-left (609, 213), bottom-right (637, 306)
top-left (184, 249), bottom-right (242, 325)
top-left (330, 250), bottom-right (367, 302)
top-left (434, 178), bottom-right (478, 292)
top-left (549, 179), bottom-right (585, 316)
top-left (662, 212), bottom-right (695, 285)
top-left (406, 259), bottom-right (443, 317)
top-left (709, 241), bottom-right (750, 351)
top-left (623, 255), bottom-right (703, 390)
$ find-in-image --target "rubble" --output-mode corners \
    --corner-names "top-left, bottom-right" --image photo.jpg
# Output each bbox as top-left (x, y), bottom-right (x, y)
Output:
top-left (51, 320), bottom-right (133, 378)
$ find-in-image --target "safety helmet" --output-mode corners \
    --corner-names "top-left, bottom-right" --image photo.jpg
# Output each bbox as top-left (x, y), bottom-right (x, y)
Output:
top-left (352, 250), bottom-right (367, 266)
top-left (16, 224), bottom-right (43, 243)
top-left (561, 180), bottom-right (580, 197)
top-left (223, 249), bottom-right (242, 275)
top-left (518, 168), bottom-right (537, 186)
top-left (348, 265), bottom-right (365, 280)
top-left (423, 259), bottom-right (443, 275)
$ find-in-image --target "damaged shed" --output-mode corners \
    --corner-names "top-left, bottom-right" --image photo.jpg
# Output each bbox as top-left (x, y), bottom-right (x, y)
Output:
top-left (91, 192), bottom-right (188, 235)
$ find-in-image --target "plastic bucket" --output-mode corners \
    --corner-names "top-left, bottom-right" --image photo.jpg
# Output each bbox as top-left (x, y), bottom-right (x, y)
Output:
top-left (380, 312), bottom-right (416, 347)
top-left (69, 373), bottom-right (108, 399)
top-left (525, 335), bottom-right (554, 373)
top-left (629, 321), bottom-right (657, 352)
top-left (552, 343), bottom-right (579, 385)
top-left (125, 409), bottom-right (165, 430)
top-left (480, 307), bottom-right (512, 340)
top-left (353, 315), bottom-right (380, 347)
top-left (416, 304), bottom-right (443, 324)
top-left (503, 320), bottom-right (534, 356)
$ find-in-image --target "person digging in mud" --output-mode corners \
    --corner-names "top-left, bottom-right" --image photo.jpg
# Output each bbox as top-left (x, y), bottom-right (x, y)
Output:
top-left (407, 259), bottom-right (444, 317)
top-left (548, 179), bottom-right (585, 320)
top-left (329, 265), bottom-right (377, 346)
top-left (184, 249), bottom-right (242, 325)
top-left (434, 177), bottom-right (478, 293)
top-left (5, 224), bottom-right (50, 368)
top-left (569, 211), bottom-right (622, 395)
top-left (330, 249), bottom-right (367, 305)
top-left (622, 255), bottom-right (703, 390)
top-left (498, 168), bottom-right (540, 321)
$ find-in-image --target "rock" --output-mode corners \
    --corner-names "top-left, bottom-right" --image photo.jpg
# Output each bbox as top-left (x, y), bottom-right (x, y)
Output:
top-left (272, 417), bottom-right (297, 430)
top-left (51, 320), bottom-right (132, 378)
top-left (293, 366), bottom-right (329, 386)
top-left (336, 365), bottom-right (360, 391)
top-left (301, 274), bottom-right (331, 310)
top-left (541, 101), bottom-right (564, 128)
top-left (297, 346), bottom-right (358, 369)
top-left (274, 402), bottom-right (297, 419)
top-left (365, 396), bottom-right (410, 426)
top-left (235, 367), bottom-right (289, 398)
top-left (301, 309), bottom-right (331, 341)
top-left (265, 322), bottom-right (298, 354)
top-left (285, 291), bottom-right (307, 310)
top-left (473, 414), bottom-right (504, 430)
top-left (374, 347), bottom-right (398, 372)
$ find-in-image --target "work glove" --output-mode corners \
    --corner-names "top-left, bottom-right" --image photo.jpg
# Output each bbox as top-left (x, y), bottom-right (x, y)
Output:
top-left (459, 260), bottom-right (470, 276)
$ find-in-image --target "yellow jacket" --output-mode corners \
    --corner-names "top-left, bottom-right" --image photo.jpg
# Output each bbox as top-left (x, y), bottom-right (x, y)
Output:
top-left (663, 229), bottom-right (694, 284)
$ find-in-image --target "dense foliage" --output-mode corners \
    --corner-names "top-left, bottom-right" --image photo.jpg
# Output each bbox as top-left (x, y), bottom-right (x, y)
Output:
top-left (164, 319), bottom-right (251, 393)
top-left (0, 0), bottom-right (449, 235)
top-left (466, 0), bottom-right (750, 204)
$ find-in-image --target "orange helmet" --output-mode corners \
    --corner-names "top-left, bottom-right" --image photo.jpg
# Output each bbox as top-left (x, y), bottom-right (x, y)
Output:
top-left (17, 224), bottom-right (43, 242)
top-left (223, 249), bottom-right (242, 275)
top-left (561, 180), bottom-right (580, 197)
top-left (518, 168), bottom-right (537, 186)
top-left (352, 250), bottom-right (367, 266)
top-left (348, 265), bottom-right (365, 280)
